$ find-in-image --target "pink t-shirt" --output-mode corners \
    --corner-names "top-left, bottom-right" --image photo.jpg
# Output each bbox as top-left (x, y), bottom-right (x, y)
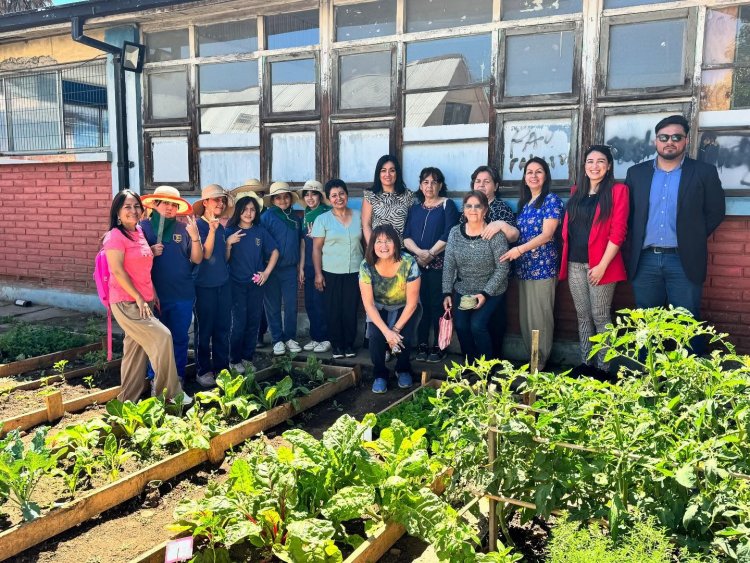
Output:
top-left (102, 226), bottom-right (155, 303)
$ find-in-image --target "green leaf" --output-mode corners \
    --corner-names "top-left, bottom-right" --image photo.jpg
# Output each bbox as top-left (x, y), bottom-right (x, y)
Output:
top-left (321, 485), bottom-right (374, 524)
top-left (674, 463), bottom-right (697, 489)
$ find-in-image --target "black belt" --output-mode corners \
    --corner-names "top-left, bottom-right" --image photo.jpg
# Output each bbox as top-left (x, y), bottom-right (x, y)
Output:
top-left (645, 246), bottom-right (677, 254)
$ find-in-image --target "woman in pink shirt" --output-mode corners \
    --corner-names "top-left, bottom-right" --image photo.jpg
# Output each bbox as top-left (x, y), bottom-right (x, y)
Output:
top-left (102, 190), bottom-right (190, 404)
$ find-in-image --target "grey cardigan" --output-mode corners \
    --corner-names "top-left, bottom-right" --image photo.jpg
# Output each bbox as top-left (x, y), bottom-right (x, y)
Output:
top-left (442, 224), bottom-right (510, 298)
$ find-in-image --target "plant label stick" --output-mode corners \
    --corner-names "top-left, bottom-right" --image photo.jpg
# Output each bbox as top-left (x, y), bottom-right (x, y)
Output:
top-left (165, 537), bottom-right (193, 563)
top-left (156, 217), bottom-right (165, 245)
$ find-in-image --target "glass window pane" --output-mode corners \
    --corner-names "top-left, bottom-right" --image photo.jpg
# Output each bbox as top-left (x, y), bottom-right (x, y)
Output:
top-left (339, 51), bottom-right (392, 110)
top-left (696, 132), bottom-right (750, 190)
top-left (335, 0), bottom-right (397, 41)
top-left (701, 69), bottom-right (733, 111)
top-left (704, 8), bottom-right (738, 66)
top-left (61, 63), bottom-right (108, 149)
top-left (406, 0), bottom-right (492, 33)
top-left (403, 141), bottom-right (487, 190)
top-left (505, 31), bottom-right (575, 97)
top-left (733, 67), bottom-right (750, 108)
top-left (199, 105), bottom-right (260, 148)
top-left (149, 70), bottom-right (188, 119)
top-left (7, 72), bottom-right (61, 151)
top-left (603, 112), bottom-right (670, 178)
top-left (145, 30), bottom-right (189, 62)
top-left (267, 10), bottom-right (319, 50)
top-left (200, 149), bottom-right (260, 189)
top-left (270, 59), bottom-right (316, 113)
top-left (503, 0), bottom-right (581, 21)
top-left (64, 104), bottom-right (106, 148)
top-left (197, 19), bottom-right (258, 57)
top-left (406, 35), bottom-right (491, 90)
top-left (199, 61), bottom-right (259, 105)
top-left (338, 129), bottom-right (390, 182)
top-left (737, 6), bottom-right (750, 63)
top-left (405, 88), bottom-right (490, 128)
top-left (604, 0), bottom-right (676, 9)
top-left (271, 131), bottom-right (316, 182)
top-left (151, 137), bottom-right (190, 183)
top-left (502, 118), bottom-right (572, 181)
top-left (607, 19), bottom-right (687, 90)
top-left (0, 80), bottom-right (8, 152)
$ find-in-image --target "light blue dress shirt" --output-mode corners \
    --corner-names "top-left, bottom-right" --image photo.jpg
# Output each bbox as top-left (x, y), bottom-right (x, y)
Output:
top-left (644, 158), bottom-right (682, 249)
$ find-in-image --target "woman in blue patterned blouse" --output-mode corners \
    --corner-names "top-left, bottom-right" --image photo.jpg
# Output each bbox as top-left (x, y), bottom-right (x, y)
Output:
top-left (500, 157), bottom-right (564, 370)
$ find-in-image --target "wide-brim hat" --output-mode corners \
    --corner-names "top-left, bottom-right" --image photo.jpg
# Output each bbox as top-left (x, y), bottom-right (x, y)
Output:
top-left (230, 184), bottom-right (264, 212)
top-left (263, 181), bottom-right (299, 207)
top-left (232, 178), bottom-right (266, 195)
top-left (193, 183), bottom-right (235, 218)
top-left (140, 185), bottom-right (192, 216)
top-left (297, 179), bottom-right (329, 206)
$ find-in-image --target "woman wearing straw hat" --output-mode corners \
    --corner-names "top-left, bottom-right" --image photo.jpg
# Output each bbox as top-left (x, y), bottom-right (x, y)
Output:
top-left (140, 186), bottom-right (202, 384)
top-left (225, 188), bottom-right (279, 373)
top-left (193, 184), bottom-right (234, 386)
top-left (261, 181), bottom-right (304, 356)
top-left (299, 180), bottom-right (332, 354)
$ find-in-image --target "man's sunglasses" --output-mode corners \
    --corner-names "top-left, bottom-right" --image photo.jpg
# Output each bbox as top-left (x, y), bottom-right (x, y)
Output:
top-left (656, 134), bottom-right (686, 143)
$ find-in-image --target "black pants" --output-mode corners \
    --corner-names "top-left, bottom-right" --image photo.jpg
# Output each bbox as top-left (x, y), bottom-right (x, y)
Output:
top-left (369, 307), bottom-right (413, 379)
top-left (323, 271), bottom-right (359, 350)
top-left (489, 292), bottom-right (507, 359)
top-left (417, 268), bottom-right (444, 347)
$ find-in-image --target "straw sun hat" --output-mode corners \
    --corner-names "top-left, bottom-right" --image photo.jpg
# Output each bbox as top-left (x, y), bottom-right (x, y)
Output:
top-left (297, 179), bottom-right (329, 205)
top-left (140, 186), bottom-right (192, 215)
top-left (193, 184), bottom-right (234, 218)
top-left (263, 181), bottom-right (299, 207)
top-left (230, 179), bottom-right (264, 212)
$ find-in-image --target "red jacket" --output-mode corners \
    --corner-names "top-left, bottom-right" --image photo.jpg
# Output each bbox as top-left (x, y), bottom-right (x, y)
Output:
top-left (559, 182), bottom-right (629, 285)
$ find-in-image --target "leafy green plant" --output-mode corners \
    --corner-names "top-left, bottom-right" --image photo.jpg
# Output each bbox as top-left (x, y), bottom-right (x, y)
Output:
top-left (98, 434), bottom-right (135, 481)
top-left (0, 323), bottom-right (92, 362)
top-left (0, 428), bottom-right (61, 521)
top-left (195, 370), bottom-right (260, 420)
top-left (272, 352), bottom-right (296, 377)
top-left (105, 397), bottom-right (166, 454)
top-left (302, 355), bottom-right (331, 387)
top-left (246, 374), bottom-right (302, 411)
top-left (154, 406), bottom-right (222, 450)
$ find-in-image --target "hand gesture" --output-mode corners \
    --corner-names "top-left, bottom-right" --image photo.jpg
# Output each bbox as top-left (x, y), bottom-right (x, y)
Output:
top-left (205, 210), bottom-right (220, 232)
top-left (184, 215), bottom-right (199, 240)
top-left (226, 230), bottom-right (245, 246)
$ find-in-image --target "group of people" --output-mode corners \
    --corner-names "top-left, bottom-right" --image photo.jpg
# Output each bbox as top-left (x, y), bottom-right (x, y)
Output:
top-left (102, 114), bottom-right (725, 401)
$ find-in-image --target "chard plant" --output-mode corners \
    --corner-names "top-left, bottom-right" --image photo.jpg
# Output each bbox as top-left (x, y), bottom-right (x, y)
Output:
top-left (196, 370), bottom-right (260, 420)
top-left (98, 434), bottom-right (135, 481)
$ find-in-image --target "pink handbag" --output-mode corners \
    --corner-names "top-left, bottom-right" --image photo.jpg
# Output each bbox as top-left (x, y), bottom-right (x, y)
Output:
top-left (438, 309), bottom-right (453, 350)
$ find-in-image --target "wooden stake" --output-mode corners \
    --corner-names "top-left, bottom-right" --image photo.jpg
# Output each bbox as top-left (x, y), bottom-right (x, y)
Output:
top-left (530, 329), bottom-right (540, 374)
top-left (44, 391), bottom-right (64, 422)
top-left (421, 370), bottom-right (429, 385)
top-left (487, 383), bottom-right (498, 553)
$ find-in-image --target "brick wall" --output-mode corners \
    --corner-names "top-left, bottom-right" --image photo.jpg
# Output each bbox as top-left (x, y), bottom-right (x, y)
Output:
top-left (0, 162), bottom-right (112, 293)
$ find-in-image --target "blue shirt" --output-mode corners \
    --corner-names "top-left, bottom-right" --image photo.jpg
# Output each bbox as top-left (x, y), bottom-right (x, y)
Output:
top-left (644, 159), bottom-right (681, 249)
top-left (226, 224), bottom-right (278, 284)
top-left (403, 199), bottom-right (460, 270)
top-left (193, 219), bottom-right (229, 288)
top-left (140, 219), bottom-right (195, 303)
top-left (515, 193), bottom-right (564, 281)
top-left (261, 209), bottom-right (303, 268)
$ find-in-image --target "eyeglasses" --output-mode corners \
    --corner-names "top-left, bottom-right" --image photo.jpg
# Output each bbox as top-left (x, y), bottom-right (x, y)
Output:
top-left (375, 239), bottom-right (394, 246)
top-left (464, 203), bottom-right (484, 210)
top-left (656, 134), bottom-right (686, 143)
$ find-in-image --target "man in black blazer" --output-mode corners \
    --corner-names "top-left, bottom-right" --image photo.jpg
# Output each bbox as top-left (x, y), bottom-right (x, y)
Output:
top-left (625, 115), bottom-right (725, 348)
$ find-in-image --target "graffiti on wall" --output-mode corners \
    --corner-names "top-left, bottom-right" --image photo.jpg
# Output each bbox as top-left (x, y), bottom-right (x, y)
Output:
top-left (698, 132), bottom-right (750, 189)
top-left (604, 112), bottom-right (668, 178)
top-left (501, 118), bottom-right (571, 181)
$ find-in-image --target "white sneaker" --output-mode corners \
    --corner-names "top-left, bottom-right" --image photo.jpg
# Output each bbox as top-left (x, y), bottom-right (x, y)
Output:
top-left (229, 362), bottom-right (245, 374)
top-left (273, 341), bottom-right (286, 356)
top-left (313, 341), bottom-right (331, 353)
top-left (303, 340), bottom-right (318, 351)
top-left (285, 339), bottom-right (302, 353)
top-left (242, 360), bottom-right (256, 373)
top-left (196, 372), bottom-right (216, 387)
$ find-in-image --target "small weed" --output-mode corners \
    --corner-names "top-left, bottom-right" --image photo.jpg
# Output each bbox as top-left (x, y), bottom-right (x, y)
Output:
top-left (328, 400), bottom-right (344, 412)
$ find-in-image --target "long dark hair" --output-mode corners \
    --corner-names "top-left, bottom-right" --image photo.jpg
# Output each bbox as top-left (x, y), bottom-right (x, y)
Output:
top-left (518, 157), bottom-right (552, 211)
top-left (415, 167), bottom-right (448, 202)
top-left (228, 196), bottom-right (261, 228)
top-left (369, 154), bottom-right (407, 195)
top-left (470, 165), bottom-right (501, 196)
top-left (568, 145), bottom-right (615, 224)
top-left (108, 190), bottom-right (143, 241)
top-left (364, 224), bottom-right (402, 266)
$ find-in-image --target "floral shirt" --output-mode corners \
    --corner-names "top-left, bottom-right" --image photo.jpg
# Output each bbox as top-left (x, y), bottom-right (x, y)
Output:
top-left (359, 254), bottom-right (420, 309)
top-left (515, 193), bottom-right (564, 281)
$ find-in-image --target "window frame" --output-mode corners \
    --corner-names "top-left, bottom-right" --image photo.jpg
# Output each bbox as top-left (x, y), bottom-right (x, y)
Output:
top-left (332, 44), bottom-right (398, 117)
top-left (263, 53), bottom-right (321, 122)
top-left (144, 65), bottom-right (192, 127)
top-left (331, 119), bottom-right (397, 195)
top-left (262, 122), bottom-right (321, 185)
top-left (598, 8), bottom-right (698, 100)
top-left (496, 21), bottom-right (582, 107)
top-left (143, 128), bottom-right (196, 193)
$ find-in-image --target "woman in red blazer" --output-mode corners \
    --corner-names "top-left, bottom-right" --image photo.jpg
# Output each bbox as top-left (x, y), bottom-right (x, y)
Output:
top-left (560, 145), bottom-right (629, 376)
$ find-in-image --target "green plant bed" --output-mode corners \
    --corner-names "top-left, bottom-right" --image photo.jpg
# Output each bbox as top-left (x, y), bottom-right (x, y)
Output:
top-left (0, 324), bottom-right (95, 363)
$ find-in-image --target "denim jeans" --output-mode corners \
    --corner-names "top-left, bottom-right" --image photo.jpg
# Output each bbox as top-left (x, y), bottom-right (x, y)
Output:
top-left (368, 307), bottom-right (413, 380)
top-left (264, 265), bottom-right (298, 343)
top-left (452, 292), bottom-right (502, 362)
top-left (230, 280), bottom-right (264, 363)
top-left (194, 283), bottom-right (231, 376)
top-left (304, 265), bottom-right (327, 342)
top-left (147, 299), bottom-right (194, 381)
top-left (631, 249), bottom-right (704, 354)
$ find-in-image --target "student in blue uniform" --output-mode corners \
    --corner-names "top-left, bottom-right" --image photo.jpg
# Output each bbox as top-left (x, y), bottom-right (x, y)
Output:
top-left (140, 186), bottom-right (202, 384)
top-left (225, 189), bottom-right (279, 373)
top-left (261, 182), bottom-right (304, 356)
top-left (298, 180), bottom-right (332, 354)
top-left (193, 184), bottom-right (234, 387)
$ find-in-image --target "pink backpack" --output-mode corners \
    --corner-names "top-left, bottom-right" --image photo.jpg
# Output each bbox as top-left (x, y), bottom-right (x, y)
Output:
top-left (93, 249), bottom-right (113, 361)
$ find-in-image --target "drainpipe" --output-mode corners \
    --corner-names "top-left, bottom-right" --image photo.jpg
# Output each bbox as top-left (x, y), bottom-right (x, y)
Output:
top-left (71, 16), bottom-right (130, 191)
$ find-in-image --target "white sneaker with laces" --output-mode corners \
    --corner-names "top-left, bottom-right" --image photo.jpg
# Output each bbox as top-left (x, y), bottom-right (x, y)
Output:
top-left (285, 339), bottom-right (302, 353)
top-left (303, 340), bottom-right (318, 351)
top-left (273, 341), bottom-right (286, 355)
top-left (196, 372), bottom-right (216, 387)
top-left (313, 340), bottom-right (331, 353)
top-left (229, 362), bottom-right (245, 374)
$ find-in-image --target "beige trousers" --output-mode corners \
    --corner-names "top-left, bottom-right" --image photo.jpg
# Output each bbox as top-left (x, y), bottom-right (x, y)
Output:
top-left (518, 277), bottom-right (557, 370)
top-left (111, 301), bottom-right (183, 402)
